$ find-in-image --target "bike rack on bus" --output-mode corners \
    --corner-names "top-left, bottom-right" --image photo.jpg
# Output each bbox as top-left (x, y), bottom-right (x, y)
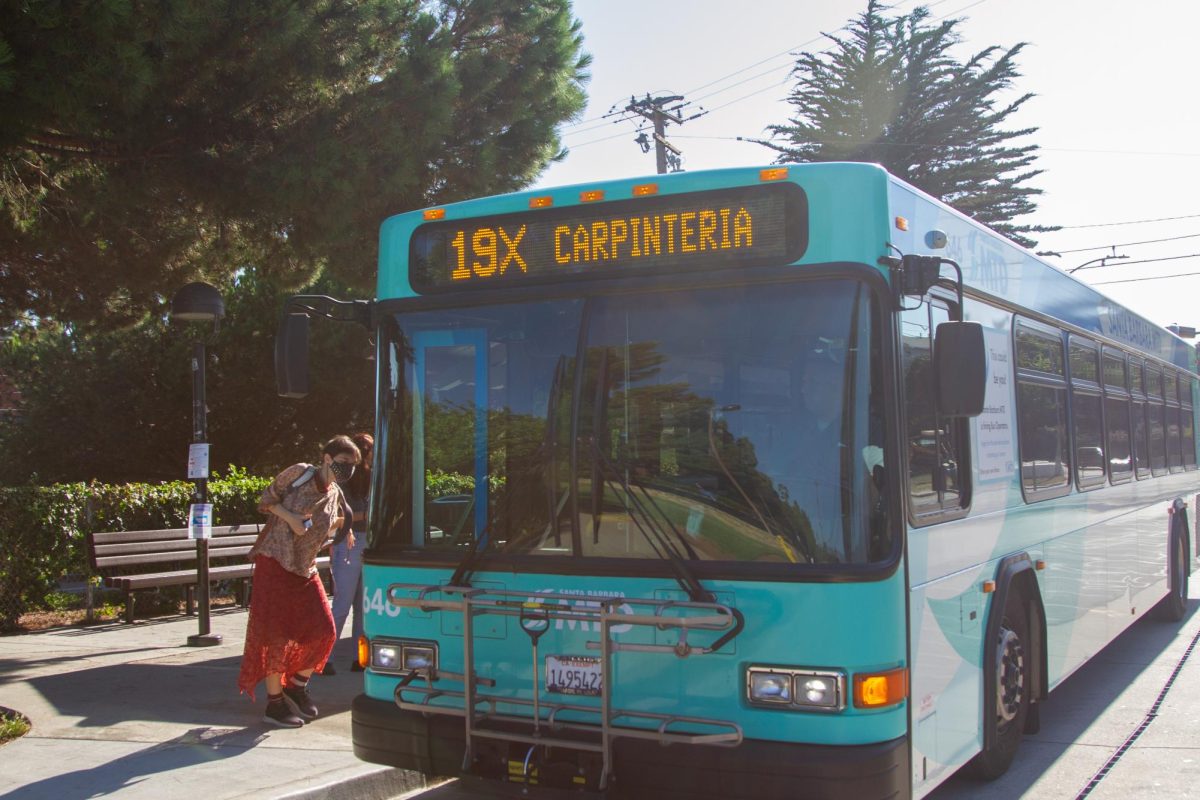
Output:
top-left (385, 583), bottom-right (745, 791)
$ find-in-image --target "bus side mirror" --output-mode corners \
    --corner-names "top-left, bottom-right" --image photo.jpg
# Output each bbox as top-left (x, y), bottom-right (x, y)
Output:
top-left (275, 313), bottom-right (310, 398)
top-left (935, 321), bottom-right (985, 417)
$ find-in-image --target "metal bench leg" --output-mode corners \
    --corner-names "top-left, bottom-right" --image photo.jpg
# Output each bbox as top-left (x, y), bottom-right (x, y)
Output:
top-left (125, 589), bottom-right (136, 624)
top-left (186, 586), bottom-right (195, 616)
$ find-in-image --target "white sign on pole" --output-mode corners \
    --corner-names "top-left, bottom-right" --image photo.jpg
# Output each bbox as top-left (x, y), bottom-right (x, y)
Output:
top-left (187, 443), bottom-right (210, 479)
top-left (189, 503), bottom-right (213, 540)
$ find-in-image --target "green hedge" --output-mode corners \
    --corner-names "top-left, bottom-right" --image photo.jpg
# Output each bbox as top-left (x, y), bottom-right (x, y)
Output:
top-left (0, 466), bottom-right (269, 630)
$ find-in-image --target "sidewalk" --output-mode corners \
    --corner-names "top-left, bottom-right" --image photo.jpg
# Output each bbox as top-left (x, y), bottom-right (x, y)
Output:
top-left (0, 606), bottom-right (429, 800)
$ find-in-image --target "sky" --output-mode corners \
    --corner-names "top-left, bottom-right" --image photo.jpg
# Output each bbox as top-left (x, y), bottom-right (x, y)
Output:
top-left (535, 0), bottom-right (1200, 335)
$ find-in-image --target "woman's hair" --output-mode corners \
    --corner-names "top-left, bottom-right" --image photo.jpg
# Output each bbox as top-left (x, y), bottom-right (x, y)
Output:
top-left (322, 434), bottom-right (361, 463)
top-left (344, 432), bottom-right (374, 497)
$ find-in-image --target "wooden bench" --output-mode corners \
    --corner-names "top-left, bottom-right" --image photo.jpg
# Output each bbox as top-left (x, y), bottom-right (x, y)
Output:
top-left (86, 524), bottom-right (330, 623)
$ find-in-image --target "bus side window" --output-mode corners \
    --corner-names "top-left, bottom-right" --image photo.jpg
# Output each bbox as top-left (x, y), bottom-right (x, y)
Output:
top-left (1015, 319), bottom-right (1071, 500)
top-left (901, 300), bottom-right (967, 518)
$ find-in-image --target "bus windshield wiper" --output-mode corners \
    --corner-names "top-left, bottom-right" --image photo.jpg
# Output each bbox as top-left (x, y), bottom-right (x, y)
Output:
top-left (588, 439), bottom-right (712, 602)
top-left (708, 405), bottom-right (811, 564)
top-left (448, 528), bottom-right (490, 588)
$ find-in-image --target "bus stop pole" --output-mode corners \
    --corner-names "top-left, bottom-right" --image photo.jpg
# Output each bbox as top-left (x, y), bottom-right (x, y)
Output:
top-left (188, 339), bottom-right (221, 646)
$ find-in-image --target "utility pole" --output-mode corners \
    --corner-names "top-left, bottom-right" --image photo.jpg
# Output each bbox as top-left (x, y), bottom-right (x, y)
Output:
top-left (625, 94), bottom-right (687, 174)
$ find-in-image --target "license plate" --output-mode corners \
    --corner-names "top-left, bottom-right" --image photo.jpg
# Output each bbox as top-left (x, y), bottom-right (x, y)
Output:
top-left (545, 655), bottom-right (603, 696)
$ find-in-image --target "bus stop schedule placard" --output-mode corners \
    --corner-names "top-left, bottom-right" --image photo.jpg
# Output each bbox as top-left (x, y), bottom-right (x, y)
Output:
top-left (409, 183), bottom-right (808, 291)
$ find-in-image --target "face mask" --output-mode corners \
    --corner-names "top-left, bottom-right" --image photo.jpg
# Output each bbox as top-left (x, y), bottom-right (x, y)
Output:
top-left (328, 461), bottom-right (355, 484)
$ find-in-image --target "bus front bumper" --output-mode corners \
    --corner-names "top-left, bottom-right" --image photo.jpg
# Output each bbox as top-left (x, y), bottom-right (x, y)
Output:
top-left (352, 694), bottom-right (910, 799)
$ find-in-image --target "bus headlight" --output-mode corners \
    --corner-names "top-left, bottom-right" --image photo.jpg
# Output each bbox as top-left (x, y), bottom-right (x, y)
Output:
top-left (747, 666), bottom-right (845, 712)
top-left (795, 674), bottom-right (840, 709)
top-left (401, 644), bottom-right (436, 672)
top-left (370, 638), bottom-right (438, 675)
top-left (748, 670), bottom-right (792, 703)
top-left (372, 643), bottom-right (400, 670)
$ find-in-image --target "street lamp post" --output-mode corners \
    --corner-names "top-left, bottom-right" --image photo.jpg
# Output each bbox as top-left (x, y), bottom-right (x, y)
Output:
top-left (172, 282), bottom-right (225, 647)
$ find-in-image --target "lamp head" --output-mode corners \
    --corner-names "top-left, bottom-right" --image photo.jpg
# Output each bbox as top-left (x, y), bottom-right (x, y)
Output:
top-left (171, 282), bottom-right (225, 324)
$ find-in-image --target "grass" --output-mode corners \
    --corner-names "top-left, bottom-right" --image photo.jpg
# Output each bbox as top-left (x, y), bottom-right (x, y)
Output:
top-left (0, 710), bottom-right (31, 745)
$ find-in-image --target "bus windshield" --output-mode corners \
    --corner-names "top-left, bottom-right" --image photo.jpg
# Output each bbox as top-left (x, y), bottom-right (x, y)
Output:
top-left (374, 278), bottom-right (889, 566)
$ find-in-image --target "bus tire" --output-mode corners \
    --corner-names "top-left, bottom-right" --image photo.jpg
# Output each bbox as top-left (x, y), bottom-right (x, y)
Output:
top-left (1155, 527), bottom-right (1189, 622)
top-left (969, 589), bottom-right (1029, 781)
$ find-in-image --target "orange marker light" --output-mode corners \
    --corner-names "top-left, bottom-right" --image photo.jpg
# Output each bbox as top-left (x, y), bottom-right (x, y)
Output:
top-left (853, 668), bottom-right (908, 708)
top-left (1036, 560), bottom-right (1046, 571)
top-left (423, 208), bottom-right (446, 221)
top-left (529, 196), bottom-right (554, 209)
top-left (760, 167), bottom-right (789, 182)
top-left (580, 190), bottom-right (605, 202)
top-left (895, 216), bottom-right (909, 231)
top-left (982, 580), bottom-right (996, 593)
top-left (358, 635), bottom-right (370, 669)
top-left (632, 183), bottom-right (659, 196)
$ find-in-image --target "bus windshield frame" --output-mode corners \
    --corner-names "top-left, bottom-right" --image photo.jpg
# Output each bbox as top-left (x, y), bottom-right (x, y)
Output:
top-left (370, 269), bottom-right (896, 579)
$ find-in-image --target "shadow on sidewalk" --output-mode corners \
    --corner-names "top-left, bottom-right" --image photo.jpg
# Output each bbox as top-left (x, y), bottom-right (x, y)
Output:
top-left (0, 726), bottom-right (267, 799)
top-left (11, 653), bottom-right (358, 728)
top-left (0, 650), bottom-right (184, 686)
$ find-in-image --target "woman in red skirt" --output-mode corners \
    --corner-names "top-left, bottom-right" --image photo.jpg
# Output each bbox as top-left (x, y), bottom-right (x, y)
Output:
top-left (239, 435), bottom-right (361, 727)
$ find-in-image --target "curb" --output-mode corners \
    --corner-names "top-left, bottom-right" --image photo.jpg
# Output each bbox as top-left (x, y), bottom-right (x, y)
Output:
top-left (274, 766), bottom-right (430, 800)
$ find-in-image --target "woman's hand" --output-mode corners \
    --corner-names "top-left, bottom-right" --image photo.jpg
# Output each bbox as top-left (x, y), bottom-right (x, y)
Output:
top-left (347, 531), bottom-right (356, 550)
top-left (286, 512), bottom-right (310, 536)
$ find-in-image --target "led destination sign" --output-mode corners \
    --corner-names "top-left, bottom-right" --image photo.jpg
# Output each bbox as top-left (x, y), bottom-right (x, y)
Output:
top-left (409, 183), bottom-right (807, 291)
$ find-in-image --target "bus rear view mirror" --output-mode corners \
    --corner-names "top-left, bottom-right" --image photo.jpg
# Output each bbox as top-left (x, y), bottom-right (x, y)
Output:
top-left (275, 313), bottom-right (310, 398)
top-left (935, 321), bottom-right (985, 417)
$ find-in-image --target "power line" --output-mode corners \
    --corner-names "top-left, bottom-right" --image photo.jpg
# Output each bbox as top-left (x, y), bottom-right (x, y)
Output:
top-left (1057, 213), bottom-right (1200, 230)
top-left (1092, 270), bottom-right (1200, 286)
top-left (567, 0), bottom-right (994, 153)
top-left (1077, 253), bottom-right (1200, 270)
top-left (1052, 233), bottom-right (1200, 255)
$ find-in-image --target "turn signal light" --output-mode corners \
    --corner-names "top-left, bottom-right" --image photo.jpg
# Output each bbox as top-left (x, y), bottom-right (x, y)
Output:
top-left (358, 635), bottom-right (370, 670)
top-left (853, 667), bottom-right (908, 708)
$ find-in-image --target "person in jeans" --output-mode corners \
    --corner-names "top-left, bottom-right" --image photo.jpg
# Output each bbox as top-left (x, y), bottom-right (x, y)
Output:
top-left (238, 435), bottom-right (361, 727)
top-left (325, 431), bottom-right (372, 674)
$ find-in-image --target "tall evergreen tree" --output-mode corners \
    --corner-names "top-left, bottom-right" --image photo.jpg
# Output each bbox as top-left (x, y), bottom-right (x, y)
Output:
top-left (0, 0), bottom-right (590, 328)
top-left (760, 1), bottom-right (1052, 247)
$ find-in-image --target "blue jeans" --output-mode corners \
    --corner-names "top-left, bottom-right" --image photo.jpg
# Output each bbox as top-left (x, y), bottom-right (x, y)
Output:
top-left (330, 537), bottom-right (364, 642)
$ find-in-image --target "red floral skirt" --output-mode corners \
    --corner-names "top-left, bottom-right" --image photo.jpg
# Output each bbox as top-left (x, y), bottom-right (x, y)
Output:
top-left (238, 555), bottom-right (336, 698)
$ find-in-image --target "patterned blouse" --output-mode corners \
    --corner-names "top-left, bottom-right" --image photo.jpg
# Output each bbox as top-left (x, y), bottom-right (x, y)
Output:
top-left (249, 463), bottom-right (346, 578)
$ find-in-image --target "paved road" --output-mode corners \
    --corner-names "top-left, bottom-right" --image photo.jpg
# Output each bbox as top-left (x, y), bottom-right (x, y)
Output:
top-left (392, 587), bottom-right (1200, 799)
top-left (929, 590), bottom-right (1200, 799)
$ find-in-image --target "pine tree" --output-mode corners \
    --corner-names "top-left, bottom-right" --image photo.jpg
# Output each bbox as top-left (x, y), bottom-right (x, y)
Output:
top-left (0, 0), bottom-right (590, 328)
top-left (760, 1), bottom-right (1053, 247)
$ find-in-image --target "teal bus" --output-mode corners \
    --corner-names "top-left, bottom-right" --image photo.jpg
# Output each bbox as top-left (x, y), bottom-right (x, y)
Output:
top-left (276, 162), bottom-right (1199, 798)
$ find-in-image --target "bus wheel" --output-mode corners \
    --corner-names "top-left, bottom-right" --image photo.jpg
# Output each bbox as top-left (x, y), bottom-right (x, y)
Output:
top-left (1155, 531), bottom-right (1189, 622)
top-left (969, 591), bottom-right (1029, 780)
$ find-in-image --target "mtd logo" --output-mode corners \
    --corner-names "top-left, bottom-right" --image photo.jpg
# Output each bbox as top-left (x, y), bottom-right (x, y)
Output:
top-left (362, 584), bottom-right (638, 635)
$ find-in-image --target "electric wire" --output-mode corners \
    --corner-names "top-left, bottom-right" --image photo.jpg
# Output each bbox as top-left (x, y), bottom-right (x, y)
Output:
top-left (1049, 233), bottom-right (1200, 255)
top-left (1057, 213), bottom-right (1200, 230)
top-left (1091, 269), bottom-right (1200, 286)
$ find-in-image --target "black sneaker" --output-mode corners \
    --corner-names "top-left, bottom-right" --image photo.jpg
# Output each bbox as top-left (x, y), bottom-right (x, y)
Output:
top-left (263, 699), bottom-right (304, 728)
top-left (282, 683), bottom-right (318, 720)
top-left (350, 660), bottom-right (364, 673)
top-left (320, 662), bottom-right (337, 676)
